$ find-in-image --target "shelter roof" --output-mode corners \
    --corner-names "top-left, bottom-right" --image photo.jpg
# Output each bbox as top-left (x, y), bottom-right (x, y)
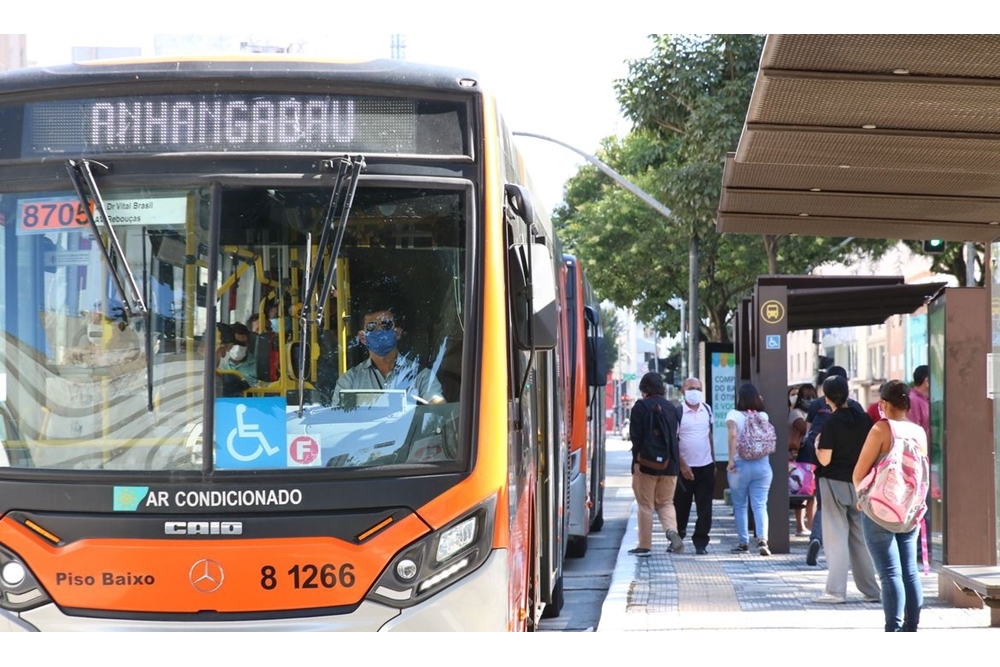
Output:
top-left (756, 275), bottom-right (947, 331)
top-left (717, 35), bottom-right (1000, 244)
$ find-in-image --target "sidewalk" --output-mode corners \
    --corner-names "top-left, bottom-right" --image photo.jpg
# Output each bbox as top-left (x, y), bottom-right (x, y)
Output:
top-left (597, 494), bottom-right (993, 632)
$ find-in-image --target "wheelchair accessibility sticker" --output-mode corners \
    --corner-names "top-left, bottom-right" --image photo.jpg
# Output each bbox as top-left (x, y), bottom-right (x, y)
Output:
top-left (765, 334), bottom-right (781, 350)
top-left (214, 397), bottom-right (286, 469)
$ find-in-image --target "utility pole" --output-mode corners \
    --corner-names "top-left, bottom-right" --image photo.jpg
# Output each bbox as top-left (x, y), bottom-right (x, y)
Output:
top-left (512, 131), bottom-right (699, 378)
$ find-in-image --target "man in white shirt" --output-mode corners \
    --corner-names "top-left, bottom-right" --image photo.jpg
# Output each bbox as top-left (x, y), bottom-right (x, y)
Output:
top-left (673, 376), bottom-right (716, 555)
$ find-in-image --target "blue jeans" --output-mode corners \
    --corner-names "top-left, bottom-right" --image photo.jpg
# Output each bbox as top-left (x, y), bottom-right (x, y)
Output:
top-left (728, 457), bottom-right (773, 545)
top-left (862, 514), bottom-right (922, 632)
top-left (809, 481), bottom-right (823, 544)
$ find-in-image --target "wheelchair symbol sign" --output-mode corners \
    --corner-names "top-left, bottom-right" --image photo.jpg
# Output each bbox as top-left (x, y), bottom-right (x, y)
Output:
top-left (214, 397), bottom-right (286, 469)
top-left (765, 335), bottom-right (781, 350)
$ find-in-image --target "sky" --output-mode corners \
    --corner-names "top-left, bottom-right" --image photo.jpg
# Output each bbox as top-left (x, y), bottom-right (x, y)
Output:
top-left (10, 3), bottom-right (949, 214)
top-left (19, 27), bottom-right (655, 213)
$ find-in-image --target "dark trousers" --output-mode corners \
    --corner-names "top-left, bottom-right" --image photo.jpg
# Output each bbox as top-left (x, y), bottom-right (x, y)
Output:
top-left (674, 463), bottom-right (716, 549)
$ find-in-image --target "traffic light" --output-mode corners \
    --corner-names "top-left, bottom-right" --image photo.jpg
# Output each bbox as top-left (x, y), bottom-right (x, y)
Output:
top-left (923, 239), bottom-right (945, 254)
top-left (655, 354), bottom-right (681, 387)
top-left (815, 355), bottom-right (835, 386)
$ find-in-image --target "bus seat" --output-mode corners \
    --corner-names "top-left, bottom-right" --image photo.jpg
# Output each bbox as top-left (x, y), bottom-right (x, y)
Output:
top-left (255, 332), bottom-right (277, 382)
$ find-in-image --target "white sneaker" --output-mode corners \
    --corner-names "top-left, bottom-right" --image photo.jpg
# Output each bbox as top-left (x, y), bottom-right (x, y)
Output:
top-left (814, 594), bottom-right (846, 604)
top-left (863, 594), bottom-right (881, 603)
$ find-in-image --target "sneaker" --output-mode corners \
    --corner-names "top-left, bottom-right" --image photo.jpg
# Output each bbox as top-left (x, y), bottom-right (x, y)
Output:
top-left (863, 594), bottom-right (881, 603)
top-left (758, 539), bottom-right (771, 556)
top-left (806, 538), bottom-right (821, 566)
top-left (730, 543), bottom-right (749, 553)
top-left (667, 529), bottom-right (684, 554)
top-left (628, 547), bottom-right (651, 557)
top-left (695, 547), bottom-right (708, 555)
top-left (814, 594), bottom-right (846, 604)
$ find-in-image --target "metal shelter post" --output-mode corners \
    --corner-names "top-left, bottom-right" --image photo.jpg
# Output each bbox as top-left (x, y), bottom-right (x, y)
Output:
top-left (753, 283), bottom-right (790, 555)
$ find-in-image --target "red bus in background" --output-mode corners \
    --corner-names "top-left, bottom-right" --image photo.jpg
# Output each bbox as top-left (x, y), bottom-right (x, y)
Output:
top-left (562, 255), bottom-right (608, 557)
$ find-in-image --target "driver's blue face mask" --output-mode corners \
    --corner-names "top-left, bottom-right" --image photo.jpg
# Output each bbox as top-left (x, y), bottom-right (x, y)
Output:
top-left (364, 329), bottom-right (397, 357)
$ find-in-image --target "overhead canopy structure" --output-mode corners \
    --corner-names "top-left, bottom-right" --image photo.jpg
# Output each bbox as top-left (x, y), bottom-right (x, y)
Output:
top-left (717, 34), bottom-right (1000, 244)
top-left (757, 275), bottom-right (948, 331)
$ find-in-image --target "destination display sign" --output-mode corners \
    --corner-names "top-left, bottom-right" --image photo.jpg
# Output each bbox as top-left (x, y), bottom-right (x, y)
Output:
top-left (14, 94), bottom-right (465, 157)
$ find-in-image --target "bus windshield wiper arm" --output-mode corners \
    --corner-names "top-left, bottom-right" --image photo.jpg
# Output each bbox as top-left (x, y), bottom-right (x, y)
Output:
top-left (65, 159), bottom-right (149, 318)
top-left (297, 155), bottom-right (365, 416)
top-left (67, 159), bottom-right (154, 412)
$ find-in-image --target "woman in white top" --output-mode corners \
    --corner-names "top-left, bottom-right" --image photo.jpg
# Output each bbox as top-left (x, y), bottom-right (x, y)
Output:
top-left (853, 379), bottom-right (928, 632)
top-left (726, 382), bottom-right (774, 556)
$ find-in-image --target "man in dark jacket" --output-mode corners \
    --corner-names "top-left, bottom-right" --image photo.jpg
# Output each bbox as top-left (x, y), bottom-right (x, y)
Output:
top-left (628, 372), bottom-right (685, 556)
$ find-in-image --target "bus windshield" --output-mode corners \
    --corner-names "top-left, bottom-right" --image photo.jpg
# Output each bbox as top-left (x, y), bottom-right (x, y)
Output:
top-left (0, 181), bottom-right (467, 473)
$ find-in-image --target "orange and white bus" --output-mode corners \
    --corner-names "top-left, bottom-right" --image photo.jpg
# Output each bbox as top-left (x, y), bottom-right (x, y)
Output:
top-left (0, 56), bottom-right (576, 631)
top-left (561, 254), bottom-right (607, 558)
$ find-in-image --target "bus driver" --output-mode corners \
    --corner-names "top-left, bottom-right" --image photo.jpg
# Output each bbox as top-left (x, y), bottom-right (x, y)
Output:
top-left (331, 306), bottom-right (445, 407)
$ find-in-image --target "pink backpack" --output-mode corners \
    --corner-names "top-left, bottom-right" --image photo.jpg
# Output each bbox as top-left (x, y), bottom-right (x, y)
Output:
top-left (857, 421), bottom-right (929, 533)
top-left (736, 410), bottom-right (776, 461)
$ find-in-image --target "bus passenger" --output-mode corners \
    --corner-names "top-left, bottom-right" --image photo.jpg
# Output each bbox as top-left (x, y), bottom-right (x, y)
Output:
top-left (331, 306), bottom-right (444, 407)
top-left (218, 322), bottom-right (257, 396)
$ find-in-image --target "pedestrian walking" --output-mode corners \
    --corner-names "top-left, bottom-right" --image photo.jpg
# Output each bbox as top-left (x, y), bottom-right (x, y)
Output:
top-left (725, 382), bottom-right (775, 556)
top-left (673, 376), bottom-right (715, 555)
top-left (628, 372), bottom-right (685, 556)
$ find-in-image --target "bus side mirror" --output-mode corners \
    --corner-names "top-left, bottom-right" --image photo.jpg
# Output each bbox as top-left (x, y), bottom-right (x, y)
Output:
top-left (511, 241), bottom-right (557, 351)
top-left (583, 306), bottom-right (608, 387)
top-left (504, 183), bottom-right (535, 228)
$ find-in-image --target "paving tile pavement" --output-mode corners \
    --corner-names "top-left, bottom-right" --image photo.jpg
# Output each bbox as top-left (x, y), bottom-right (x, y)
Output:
top-left (597, 494), bottom-right (993, 632)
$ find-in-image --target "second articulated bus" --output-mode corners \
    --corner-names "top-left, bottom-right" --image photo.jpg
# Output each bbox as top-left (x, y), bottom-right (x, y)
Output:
top-left (562, 254), bottom-right (607, 559)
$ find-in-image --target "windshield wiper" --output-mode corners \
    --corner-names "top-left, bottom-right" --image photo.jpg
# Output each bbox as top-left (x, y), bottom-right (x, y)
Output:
top-left (66, 159), bottom-right (153, 412)
top-left (297, 155), bottom-right (365, 416)
top-left (65, 159), bottom-right (149, 318)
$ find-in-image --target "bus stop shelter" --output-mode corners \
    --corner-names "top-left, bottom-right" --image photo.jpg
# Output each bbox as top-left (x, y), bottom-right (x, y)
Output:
top-left (734, 274), bottom-right (946, 554)
top-left (715, 35), bottom-right (1000, 615)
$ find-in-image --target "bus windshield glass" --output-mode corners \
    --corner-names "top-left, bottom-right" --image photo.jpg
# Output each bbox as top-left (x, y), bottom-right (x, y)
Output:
top-left (0, 181), bottom-right (467, 473)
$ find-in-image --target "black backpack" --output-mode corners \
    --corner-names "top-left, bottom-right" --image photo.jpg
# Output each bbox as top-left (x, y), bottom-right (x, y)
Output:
top-left (637, 399), bottom-right (675, 471)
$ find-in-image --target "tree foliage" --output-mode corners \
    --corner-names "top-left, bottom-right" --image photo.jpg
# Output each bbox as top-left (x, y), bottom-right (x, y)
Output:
top-left (900, 240), bottom-right (984, 286)
top-left (601, 304), bottom-right (622, 370)
top-left (553, 34), bottom-right (894, 343)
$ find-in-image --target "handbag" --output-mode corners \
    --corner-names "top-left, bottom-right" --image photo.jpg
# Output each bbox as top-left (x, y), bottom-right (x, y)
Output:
top-left (788, 461), bottom-right (816, 497)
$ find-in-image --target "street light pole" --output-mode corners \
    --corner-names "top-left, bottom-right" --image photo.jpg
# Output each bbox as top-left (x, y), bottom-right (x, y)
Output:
top-left (512, 131), bottom-right (700, 378)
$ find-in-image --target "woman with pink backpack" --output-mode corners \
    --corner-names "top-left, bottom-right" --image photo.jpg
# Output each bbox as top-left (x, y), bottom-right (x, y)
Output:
top-left (853, 379), bottom-right (929, 632)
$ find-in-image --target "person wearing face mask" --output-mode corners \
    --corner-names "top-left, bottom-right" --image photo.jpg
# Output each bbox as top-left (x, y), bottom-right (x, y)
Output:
top-left (220, 322), bottom-right (257, 384)
top-left (672, 377), bottom-right (715, 554)
top-left (217, 322), bottom-right (258, 396)
top-left (331, 306), bottom-right (445, 407)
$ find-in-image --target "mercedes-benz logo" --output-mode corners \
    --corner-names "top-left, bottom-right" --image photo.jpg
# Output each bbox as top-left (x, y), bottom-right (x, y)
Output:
top-left (189, 558), bottom-right (225, 593)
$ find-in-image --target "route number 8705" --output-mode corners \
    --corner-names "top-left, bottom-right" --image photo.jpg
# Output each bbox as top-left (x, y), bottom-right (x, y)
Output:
top-left (20, 200), bottom-right (94, 232)
top-left (260, 563), bottom-right (355, 590)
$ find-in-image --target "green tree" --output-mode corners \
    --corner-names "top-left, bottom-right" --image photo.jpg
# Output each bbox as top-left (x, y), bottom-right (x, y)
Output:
top-left (554, 34), bottom-right (893, 343)
top-left (901, 241), bottom-right (984, 286)
top-left (601, 304), bottom-right (622, 370)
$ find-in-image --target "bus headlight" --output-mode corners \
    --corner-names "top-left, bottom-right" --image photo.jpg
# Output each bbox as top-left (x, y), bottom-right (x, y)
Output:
top-left (368, 494), bottom-right (496, 608)
top-left (435, 516), bottom-right (476, 562)
top-left (0, 545), bottom-right (51, 612)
